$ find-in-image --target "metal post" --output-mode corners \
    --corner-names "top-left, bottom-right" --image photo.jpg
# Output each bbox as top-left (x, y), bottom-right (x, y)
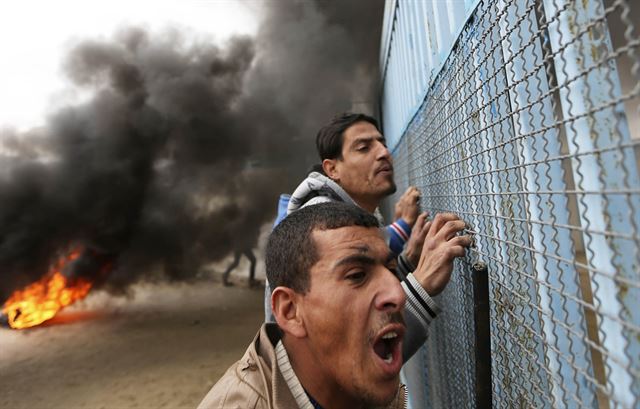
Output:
top-left (473, 261), bottom-right (493, 409)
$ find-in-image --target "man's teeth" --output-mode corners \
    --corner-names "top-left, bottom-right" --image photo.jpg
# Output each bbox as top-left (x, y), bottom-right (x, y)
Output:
top-left (382, 331), bottom-right (397, 340)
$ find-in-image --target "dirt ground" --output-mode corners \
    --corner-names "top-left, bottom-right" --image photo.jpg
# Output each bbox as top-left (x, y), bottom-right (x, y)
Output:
top-left (0, 269), bottom-right (265, 409)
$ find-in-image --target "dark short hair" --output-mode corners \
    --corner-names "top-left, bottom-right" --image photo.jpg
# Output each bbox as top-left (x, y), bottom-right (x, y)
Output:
top-left (266, 202), bottom-right (380, 293)
top-left (316, 112), bottom-right (380, 160)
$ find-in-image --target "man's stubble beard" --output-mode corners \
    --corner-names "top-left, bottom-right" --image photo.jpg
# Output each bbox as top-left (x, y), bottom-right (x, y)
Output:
top-left (383, 178), bottom-right (397, 197)
top-left (385, 183), bottom-right (397, 197)
top-left (352, 384), bottom-right (400, 408)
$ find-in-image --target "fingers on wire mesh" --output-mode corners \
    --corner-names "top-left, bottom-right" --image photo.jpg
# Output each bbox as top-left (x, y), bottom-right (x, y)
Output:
top-left (451, 234), bottom-right (473, 248)
top-left (429, 212), bottom-right (462, 233)
top-left (440, 220), bottom-right (467, 241)
top-left (414, 212), bottom-right (430, 229)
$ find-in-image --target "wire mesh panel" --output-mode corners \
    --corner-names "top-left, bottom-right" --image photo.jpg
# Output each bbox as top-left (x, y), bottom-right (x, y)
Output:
top-left (381, 0), bottom-right (640, 407)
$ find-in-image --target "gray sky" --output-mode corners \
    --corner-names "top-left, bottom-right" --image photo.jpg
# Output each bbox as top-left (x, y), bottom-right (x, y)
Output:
top-left (0, 0), bottom-right (259, 131)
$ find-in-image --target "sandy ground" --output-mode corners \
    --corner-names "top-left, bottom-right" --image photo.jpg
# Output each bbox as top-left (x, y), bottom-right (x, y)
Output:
top-left (0, 268), bottom-right (265, 409)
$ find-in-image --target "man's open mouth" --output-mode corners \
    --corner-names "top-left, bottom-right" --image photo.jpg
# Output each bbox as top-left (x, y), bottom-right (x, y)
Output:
top-left (372, 325), bottom-right (404, 373)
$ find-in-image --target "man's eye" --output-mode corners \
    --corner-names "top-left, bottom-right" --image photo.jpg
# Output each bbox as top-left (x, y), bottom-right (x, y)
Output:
top-left (346, 271), bottom-right (366, 282)
top-left (356, 145), bottom-right (369, 152)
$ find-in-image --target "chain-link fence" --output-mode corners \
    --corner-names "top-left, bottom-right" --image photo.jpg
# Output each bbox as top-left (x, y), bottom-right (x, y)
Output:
top-left (381, 0), bottom-right (640, 407)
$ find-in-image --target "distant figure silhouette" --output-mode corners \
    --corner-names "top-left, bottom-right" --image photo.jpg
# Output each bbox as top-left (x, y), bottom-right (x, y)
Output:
top-left (222, 247), bottom-right (257, 287)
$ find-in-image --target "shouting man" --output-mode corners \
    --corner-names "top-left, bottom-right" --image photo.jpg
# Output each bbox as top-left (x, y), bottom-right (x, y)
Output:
top-left (199, 202), bottom-right (409, 408)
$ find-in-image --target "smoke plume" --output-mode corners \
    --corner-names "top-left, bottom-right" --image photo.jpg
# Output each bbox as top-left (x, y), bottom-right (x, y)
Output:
top-left (0, 0), bottom-right (384, 300)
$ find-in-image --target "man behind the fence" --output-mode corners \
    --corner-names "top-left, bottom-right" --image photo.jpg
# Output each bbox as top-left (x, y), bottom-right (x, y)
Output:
top-left (198, 202), bottom-right (408, 408)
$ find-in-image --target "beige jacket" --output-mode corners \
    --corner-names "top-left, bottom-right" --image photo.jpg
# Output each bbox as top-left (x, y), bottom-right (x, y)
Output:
top-left (197, 323), bottom-right (407, 409)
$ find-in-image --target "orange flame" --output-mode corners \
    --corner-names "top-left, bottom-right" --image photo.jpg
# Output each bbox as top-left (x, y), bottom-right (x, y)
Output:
top-left (2, 249), bottom-right (94, 329)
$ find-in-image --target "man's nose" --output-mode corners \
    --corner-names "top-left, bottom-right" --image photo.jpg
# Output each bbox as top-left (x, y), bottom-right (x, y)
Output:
top-left (375, 140), bottom-right (391, 160)
top-left (374, 268), bottom-right (406, 313)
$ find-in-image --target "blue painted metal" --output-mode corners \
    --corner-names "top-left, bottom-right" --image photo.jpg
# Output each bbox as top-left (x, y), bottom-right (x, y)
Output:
top-left (380, 0), bottom-right (489, 150)
top-left (379, 0), bottom-right (640, 407)
top-left (497, 0), bottom-right (597, 406)
top-left (470, 14), bottom-right (552, 406)
top-left (541, 0), bottom-right (640, 406)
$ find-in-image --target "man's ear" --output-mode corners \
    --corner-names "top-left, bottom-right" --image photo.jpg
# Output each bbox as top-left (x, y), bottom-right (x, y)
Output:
top-left (271, 287), bottom-right (307, 338)
top-left (322, 158), bottom-right (339, 181)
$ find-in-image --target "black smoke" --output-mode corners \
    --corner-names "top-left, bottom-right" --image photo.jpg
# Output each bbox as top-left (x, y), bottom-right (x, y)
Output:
top-left (0, 0), bottom-right (384, 300)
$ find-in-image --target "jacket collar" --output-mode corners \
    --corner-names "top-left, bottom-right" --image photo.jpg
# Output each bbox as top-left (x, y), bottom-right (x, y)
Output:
top-left (287, 171), bottom-right (357, 213)
top-left (249, 323), bottom-right (298, 408)
top-left (287, 171), bottom-right (385, 224)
